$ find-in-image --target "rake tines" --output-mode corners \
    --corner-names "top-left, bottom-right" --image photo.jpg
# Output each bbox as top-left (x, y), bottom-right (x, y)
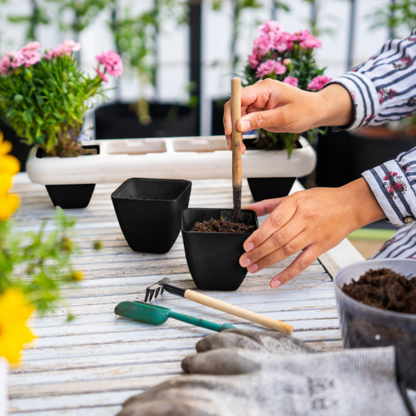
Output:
top-left (144, 277), bottom-right (170, 302)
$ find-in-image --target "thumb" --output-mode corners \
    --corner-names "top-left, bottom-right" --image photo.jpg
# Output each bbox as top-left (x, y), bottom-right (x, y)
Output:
top-left (182, 349), bottom-right (259, 375)
top-left (237, 109), bottom-right (280, 133)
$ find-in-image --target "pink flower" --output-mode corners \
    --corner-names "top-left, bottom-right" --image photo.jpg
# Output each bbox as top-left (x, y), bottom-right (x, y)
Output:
top-left (307, 75), bottom-right (332, 91)
top-left (11, 49), bottom-right (41, 68)
top-left (52, 39), bottom-right (81, 58)
top-left (44, 49), bottom-right (55, 60)
top-left (94, 67), bottom-right (108, 83)
top-left (256, 59), bottom-right (287, 79)
top-left (248, 52), bottom-right (260, 69)
top-left (293, 30), bottom-right (310, 42)
top-left (283, 76), bottom-right (299, 87)
top-left (273, 31), bottom-right (294, 53)
top-left (258, 20), bottom-right (282, 35)
top-left (253, 34), bottom-right (275, 56)
top-left (300, 34), bottom-right (322, 49)
top-left (0, 54), bottom-right (12, 75)
top-left (21, 41), bottom-right (40, 52)
top-left (274, 61), bottom-right (287, 75)
top-left (283, 59), bottom-right (291, 66)
top-left (256, 59), bottom-right (276, 78)
top-left (95, 50), bottom-right (123, 78)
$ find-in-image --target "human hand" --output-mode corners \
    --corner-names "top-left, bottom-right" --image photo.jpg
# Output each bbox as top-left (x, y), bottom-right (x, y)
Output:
top-left (223, 79), bottom-right (354, 153)
top-left (239, 178), bottom-right (385, 288)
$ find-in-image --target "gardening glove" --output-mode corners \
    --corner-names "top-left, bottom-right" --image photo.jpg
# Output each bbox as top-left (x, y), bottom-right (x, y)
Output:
top-left (117, 329), bottom-right (412, 416)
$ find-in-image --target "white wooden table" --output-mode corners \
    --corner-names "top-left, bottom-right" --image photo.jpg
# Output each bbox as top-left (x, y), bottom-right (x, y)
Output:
top-left (8, 175), bottom-right (364, 416)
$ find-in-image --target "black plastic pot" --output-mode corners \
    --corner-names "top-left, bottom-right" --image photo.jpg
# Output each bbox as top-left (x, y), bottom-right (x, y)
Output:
top-left (95, 102), bottom-right (199, 140)
top-left (182, 208), bottom-right (258, 290)
top-left (112, 178), bottom-right (192, 254)
top-left (243, 138), bottom-right (299, 201)
top-left (37, 145), bottom-right (99, 209)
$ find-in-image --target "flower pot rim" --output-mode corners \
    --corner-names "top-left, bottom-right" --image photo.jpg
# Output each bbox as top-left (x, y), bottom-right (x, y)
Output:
top-left (334, 258), bottom-right (416, 321)
top-left (111, 177), bottom-right (192, 203)
top-left (182, 207), bottom-right (258, 235)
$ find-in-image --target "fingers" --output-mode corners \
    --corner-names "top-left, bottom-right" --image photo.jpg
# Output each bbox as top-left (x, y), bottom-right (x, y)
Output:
top-left (269, 245), bottom-right (319, 288)
top-left (196, 330), bottom-right (265, 353)
top-left (242, 198), bottom-right (285, 217)
top-left (240, 220), bottom-right (306, 273)
top-left (182, 349), bottom-right (259, 375)
top-left (242, 198), bottom-right (296, 253)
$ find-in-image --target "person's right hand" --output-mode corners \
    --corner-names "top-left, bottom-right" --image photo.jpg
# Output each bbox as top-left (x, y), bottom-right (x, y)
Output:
top-left (223, 79), bottom-right (354, 153)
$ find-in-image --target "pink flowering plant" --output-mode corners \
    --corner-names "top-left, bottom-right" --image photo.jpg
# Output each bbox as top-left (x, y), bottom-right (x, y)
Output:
top-left (0, 41), bottom-right (123, 157)
top-left (243, 20), bottom-right (331, 155)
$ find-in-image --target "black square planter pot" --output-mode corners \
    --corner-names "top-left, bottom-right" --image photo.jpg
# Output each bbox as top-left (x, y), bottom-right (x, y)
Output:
top-left (181, 208), bottom-right (258, 291)
top-left (247, 177), bottom-right (297, 201)
top-left (112, 178), bottom-right (192, 254)
top-left (37, 145), bottom-right (99, 209)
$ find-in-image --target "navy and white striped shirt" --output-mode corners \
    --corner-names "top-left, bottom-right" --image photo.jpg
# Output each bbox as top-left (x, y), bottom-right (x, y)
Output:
top-left (328, 29), bottom-right (416, 259)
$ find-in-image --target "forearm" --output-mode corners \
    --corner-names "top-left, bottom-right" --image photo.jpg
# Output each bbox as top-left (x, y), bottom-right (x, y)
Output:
top-left (311, 84), bottom-right (354, 129)
top-left (338, 177), bottom-right (386, 231)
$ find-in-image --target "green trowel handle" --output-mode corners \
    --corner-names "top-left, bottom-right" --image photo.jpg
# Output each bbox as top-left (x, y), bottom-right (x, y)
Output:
top-left (169, 311), bottom-right (235, 332)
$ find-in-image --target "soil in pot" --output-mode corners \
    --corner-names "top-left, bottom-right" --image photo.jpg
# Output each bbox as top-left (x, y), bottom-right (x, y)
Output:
top-left (340, 267), bottom-right (416, 390)
top-left (191, 217), bottom-right (255, 234)
top-left (182, 208), bottom-right (258, 291)
top-left (37, 144), bottom-right (99, 209)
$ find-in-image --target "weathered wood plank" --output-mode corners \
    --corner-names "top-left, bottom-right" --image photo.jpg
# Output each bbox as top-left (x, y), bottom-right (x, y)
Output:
top-left (8, 176), bottom-right (348, 415)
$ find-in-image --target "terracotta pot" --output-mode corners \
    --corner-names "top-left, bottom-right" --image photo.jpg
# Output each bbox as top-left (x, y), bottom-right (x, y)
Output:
top-left (181, 208), bottom-right (258, 290)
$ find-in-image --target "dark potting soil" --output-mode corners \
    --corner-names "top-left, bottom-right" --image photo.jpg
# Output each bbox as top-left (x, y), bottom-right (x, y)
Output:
top-left (191, 217), bottom-right (255, 234)
top-left (342, 268), bottom-right (416, 314)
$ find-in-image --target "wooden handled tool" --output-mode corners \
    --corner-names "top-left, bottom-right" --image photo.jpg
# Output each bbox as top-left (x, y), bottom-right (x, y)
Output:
top-left (231, 77), bottom-right (243, 219)
top-left (152, 281), bottom-right (293, 335)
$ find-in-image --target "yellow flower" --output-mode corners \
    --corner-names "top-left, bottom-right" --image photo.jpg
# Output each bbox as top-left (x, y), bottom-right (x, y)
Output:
top-left (72, 271), bottom-right (84, 281)
top-left (0, 288), bottom-right (36, 364)
top-left (0, 193), bottom-right (19, 221)
top-left (0, 131), bottom-right (20, 220)
top-left (0, 131), bottom-right (20, 175)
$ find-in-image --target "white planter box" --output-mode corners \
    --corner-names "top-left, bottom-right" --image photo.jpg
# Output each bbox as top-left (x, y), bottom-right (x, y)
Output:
top-left (0, 358), bottom-right (7, 416)
top-left (26, 135), bottom-right (316, 185)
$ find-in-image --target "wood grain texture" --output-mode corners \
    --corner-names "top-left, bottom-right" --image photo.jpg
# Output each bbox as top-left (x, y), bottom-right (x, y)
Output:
top-left (8, 175), bottom-right (348, 415)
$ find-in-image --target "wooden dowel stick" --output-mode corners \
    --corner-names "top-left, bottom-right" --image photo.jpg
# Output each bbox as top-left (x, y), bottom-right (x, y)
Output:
top-left (185, 289), bottom-right (293, 335)
top-left (231, 77), bottom-right (242, 214)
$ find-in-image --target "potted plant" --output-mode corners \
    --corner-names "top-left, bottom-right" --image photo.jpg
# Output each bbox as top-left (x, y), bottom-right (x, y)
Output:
top-left (96, 0), bottom-right (198, 140)
top-left (241, 19), bottom-right (329, 200)
top-left (0, 40), bottom-right (123, 208)
top-left (0, 136), bottom-right (82, 412)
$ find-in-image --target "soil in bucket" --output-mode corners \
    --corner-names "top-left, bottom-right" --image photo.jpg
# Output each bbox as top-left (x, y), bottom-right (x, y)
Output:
top-left (191, 217), bottom-right (255, 234)
top-left (341, 267), bottom-right (416, 390)
top-left (342, 268), bottom-right (416, 314)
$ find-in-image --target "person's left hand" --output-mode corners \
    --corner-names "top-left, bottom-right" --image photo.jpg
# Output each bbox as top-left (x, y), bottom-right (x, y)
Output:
top-left (239, 178), bottom-right (385, 288)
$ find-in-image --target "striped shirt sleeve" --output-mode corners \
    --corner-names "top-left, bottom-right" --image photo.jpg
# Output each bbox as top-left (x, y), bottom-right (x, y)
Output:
top-left (326, 29), bottom-right (416, 131)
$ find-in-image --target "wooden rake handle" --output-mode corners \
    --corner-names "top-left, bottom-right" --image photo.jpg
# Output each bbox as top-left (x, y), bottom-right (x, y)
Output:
top-left (185, 289), bottom-right (293, 335)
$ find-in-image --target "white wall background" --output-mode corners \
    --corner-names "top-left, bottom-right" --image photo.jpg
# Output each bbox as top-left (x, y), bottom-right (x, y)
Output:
top-left (0, 0), bottom-right (395, 136)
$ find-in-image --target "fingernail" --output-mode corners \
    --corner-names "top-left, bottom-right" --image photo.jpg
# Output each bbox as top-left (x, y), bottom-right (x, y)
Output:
top-left (247, 263), bottom-right (258, 273)
top-left (241, 258), bottom-right (251, 267)
top-left (271, 280), bottom-right (281, 288)
top-left (240, 121), bottom-right (251, 132)
top-left (244, 242), bottom-right (254, 251)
